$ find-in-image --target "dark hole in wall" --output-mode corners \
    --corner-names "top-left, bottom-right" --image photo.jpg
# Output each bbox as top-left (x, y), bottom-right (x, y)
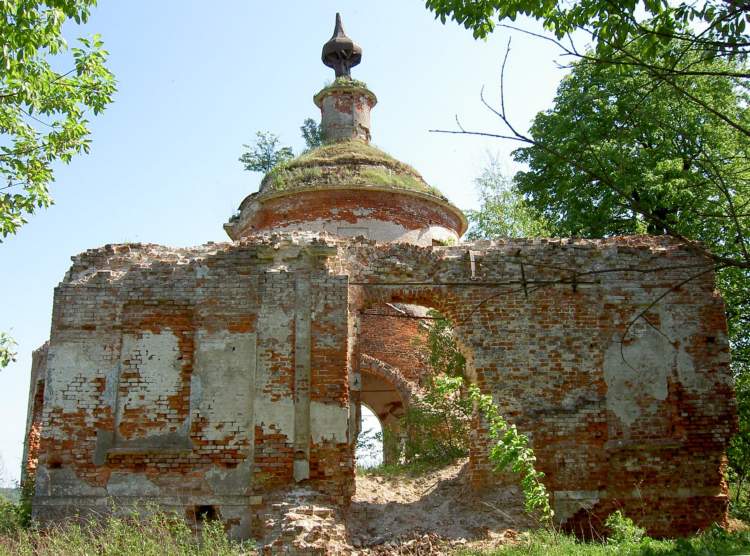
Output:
top-left (195, 505), bottom-right (219, 523)
top-left (48, 457), bottom-right (62, 469)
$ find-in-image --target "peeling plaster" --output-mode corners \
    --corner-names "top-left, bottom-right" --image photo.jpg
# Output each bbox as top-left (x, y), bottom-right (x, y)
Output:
top-left (311, 402), bottom-right (349, 443)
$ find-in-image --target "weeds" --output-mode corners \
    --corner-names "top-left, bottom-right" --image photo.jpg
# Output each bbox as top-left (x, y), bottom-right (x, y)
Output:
top-left (460, 520), bottom-right (750, 555)
top-left (0, 502), bottom-right (256, 556)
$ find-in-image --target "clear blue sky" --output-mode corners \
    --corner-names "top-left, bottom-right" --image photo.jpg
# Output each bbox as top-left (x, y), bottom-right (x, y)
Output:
top-left (0, 0), bottom-right (575, 483)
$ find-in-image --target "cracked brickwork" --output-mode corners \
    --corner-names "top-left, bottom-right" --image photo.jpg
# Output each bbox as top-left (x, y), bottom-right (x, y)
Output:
top-left (24, 232), bottom-right (736, 539)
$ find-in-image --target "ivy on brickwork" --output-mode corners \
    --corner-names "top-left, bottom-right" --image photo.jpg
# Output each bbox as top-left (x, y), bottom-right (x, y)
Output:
top-left (392, 310), bottom-right (553, 522)
top-left (436, 374), bottom-right (554, 523)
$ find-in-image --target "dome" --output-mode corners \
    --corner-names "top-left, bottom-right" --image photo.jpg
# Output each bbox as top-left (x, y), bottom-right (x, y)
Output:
top-left (258, 139), bottom-right (449, 201)
top-left (223, 17), bottom-right (467, 246)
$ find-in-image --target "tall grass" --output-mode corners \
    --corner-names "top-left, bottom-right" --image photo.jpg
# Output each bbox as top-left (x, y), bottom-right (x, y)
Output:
top-left (0, 501), bottom-right (255, 556)
top-left (460, 515), bottom-right (750, 556)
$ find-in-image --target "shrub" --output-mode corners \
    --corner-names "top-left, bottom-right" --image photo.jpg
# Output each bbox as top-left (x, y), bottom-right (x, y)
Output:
top-left (604, 510), bottom-right (645, 545)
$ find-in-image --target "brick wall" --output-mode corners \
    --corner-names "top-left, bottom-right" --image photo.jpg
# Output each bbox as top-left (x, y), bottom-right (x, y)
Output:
top-left (344, 236), bottom-right (735, 537)
top-left (25, 233), bottom-right (736, 539)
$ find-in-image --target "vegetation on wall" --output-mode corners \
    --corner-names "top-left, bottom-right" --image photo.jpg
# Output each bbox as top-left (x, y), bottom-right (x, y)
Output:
top-left (379, 310), bottom-right (553, 523)
top-left (238, 131), bottom-right (294, 174)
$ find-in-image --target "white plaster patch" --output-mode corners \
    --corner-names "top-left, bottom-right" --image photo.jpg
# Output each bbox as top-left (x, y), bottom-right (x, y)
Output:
top-left (46, 341), bottom-right (112, 417)
top-left (265, 218), bottom-right (458, 246)
top-left (254, 396), bottom-right (295, 439)
top-left (659, 309), bottom-right (707, 391)
top-left (107, 472), bottom-right (160, 496)
top-left (195, 330), bottom-right (256, 441)
top-left (117, 329), bottom-right (181, 435)
top-left (195, 264), bottom-right (210, 278)
top-left (310, 402), bottom-right (349, 443)
top-left (553, 490), bottom-right (602, 524)
top-left (604, 323), bottom-right (673, 428)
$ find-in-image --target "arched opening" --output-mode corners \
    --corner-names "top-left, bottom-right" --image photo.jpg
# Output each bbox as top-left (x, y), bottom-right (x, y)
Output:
top-left (356, 404), bottom-right (383, 468)
top-left (351, 295), bottom-right (475, 469)
top-left (350, 289), bottom-right (485, 478)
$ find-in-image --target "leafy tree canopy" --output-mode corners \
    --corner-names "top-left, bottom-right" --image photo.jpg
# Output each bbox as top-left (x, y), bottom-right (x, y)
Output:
top-left (1, 0), bottom-right (114, 369)
top-left (424, 0), bottom-right (750, 62)
top-left (239, 118), bottom-right (324, 175)
top-left (238, 131), bottom-right (294, 174)
top-left (465, 158), bottom-right (550, 239)
top-left (512, 51), bottom-right (750, 341)
top-left (507, 50), bottom-right (750, 505)
top-left (0, 0), bottom-right (115, 239)
top-left (300, 118), bottom-right (324, 150)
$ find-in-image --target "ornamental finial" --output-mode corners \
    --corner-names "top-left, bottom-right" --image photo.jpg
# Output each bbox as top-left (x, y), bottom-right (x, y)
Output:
top-left (321, 13), bottom-right (362, 78)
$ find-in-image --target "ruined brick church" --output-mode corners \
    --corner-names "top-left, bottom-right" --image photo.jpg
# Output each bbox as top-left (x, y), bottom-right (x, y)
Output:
top-left (22, 14), bottom-right (737, 539)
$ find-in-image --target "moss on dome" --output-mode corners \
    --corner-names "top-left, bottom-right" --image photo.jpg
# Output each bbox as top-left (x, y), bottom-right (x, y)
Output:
top-left (258, 140), bottom-right (448, 200)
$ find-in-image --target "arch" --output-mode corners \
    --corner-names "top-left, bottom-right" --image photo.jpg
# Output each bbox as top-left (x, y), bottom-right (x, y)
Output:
top-left (353, 285), bottom-right (491, 484)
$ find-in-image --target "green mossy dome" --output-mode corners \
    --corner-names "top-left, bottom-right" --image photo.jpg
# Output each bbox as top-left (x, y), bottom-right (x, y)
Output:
top-left (257, 140), bottom-right (448, 201)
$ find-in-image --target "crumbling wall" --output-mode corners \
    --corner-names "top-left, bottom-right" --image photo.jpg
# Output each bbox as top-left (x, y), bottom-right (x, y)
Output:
top-left (33, 236), bottom-right (352, 538)
top-left (22, 342), bottom-right (48, 483)
top-left (342, 236), bottom-right (735, 537)
top-left (29, 233), bottom-right (736, 539)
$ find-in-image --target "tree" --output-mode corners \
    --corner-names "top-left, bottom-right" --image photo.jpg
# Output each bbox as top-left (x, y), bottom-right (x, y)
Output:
top-left (0, 0), bottom-right (115, 369)
top-left (463, 50), bottom-right (750, 507)
top-left (424, 1), bottom-right (750, 68)
top-left (1, 0), bottom-right (115, 239)
top-left (238, 131), bottom-right (293, 174)
top-left (240, 118), bottom-right (324, 176)
top-left (300, 118), bottom-right (324, 150)
top-left (466, 158), bottom-right (550, 239)
top-left (728, 368), bottom-right (750, 511)
top-left (0, 333), bottom-right (16, 369)
top-left (425, 1), bottom-right (750, 272)
top-left (511, 52), bottom-right (750, 350)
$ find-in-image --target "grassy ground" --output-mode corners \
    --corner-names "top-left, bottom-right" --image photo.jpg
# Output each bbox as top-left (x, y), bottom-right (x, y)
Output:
top-left (459, 526), bottom-right (750, 555)
top-left (1, 487), bottom-right (749, 554)
top-left (0, 501), bottom-right (255, 556)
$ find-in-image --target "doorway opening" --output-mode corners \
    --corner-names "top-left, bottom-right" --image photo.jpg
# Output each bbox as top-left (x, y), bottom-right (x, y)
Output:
top-left (356, 404), bottom-right (383, 469)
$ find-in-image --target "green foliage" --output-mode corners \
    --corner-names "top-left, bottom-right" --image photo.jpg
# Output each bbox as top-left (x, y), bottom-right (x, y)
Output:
top-left (0, 495), bottom-right (25, 537)
top-left (465, 158), bottom-right (550, 240)
top-left (729, 367), bottom-right (750, 518)
top-left (507, 51), bottom-right (750, 507)
top-left (0, 506), bottom-right (256, 555)
top-left (404, 311), bottom-right (552, 521)
top-left (463, 378), bottom-right (552, 523)
top-left (259, 139), bottom-right (447, 198)
top-left (425, 310), bottom-right (466, 376)
top-left (16, 474), bottom-right (34, 529)
top-left (386, 311), bottom-right (471, 467)
top-left (0, 332), bottom-right (17, 368)
top-left (238, 131), bottom-right (294, 174)
top-left (400, 374), bottom-right (472, 466)
top-left (604, 511), bottom-right (646, 545)
top-left (513, 52), bottom-right (750, 243)
top-left (321, 76), bottom-right (368, 91)
top-left (459, 523), bottom-right (750, 555)
top-left (0, 0), bottom-right (116, 239)
top-left (424, 0), bottom-right (749, 64)
top-left (300, 118), bottom-right (324, 150)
